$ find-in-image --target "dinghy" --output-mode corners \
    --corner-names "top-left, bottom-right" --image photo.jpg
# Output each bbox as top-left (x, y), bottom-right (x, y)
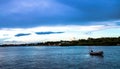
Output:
top-left (89, 50), bottom-right (103, 56)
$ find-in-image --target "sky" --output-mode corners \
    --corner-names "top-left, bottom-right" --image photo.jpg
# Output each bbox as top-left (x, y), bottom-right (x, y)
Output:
top-left (0, 0), bottom-right (120, 44)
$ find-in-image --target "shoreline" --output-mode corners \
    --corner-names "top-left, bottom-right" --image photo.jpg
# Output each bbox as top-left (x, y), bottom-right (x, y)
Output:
top-left (1, 37), bottom-right (120, 47)
top-left (0, 45), bottom-right (120, 47)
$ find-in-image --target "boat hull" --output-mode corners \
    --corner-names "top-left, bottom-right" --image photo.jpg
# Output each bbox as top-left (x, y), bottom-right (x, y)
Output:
top-left (89, 51), bottom-right (103, 56)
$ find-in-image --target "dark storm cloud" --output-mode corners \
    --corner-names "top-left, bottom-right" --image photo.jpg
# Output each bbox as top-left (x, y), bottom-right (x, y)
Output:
top-left (35, 31), bottom-right (64, 35)
top-left (0, 0), bottom-right (120, 28)
top-left (15, 33), bottom-right (31, 37)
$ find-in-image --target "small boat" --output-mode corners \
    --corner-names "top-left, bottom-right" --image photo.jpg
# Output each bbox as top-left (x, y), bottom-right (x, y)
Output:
top-left (89, 50), bottom-right (103, 56)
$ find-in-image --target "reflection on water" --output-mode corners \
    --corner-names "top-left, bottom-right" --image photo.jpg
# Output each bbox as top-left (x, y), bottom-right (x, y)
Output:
top-left (0, 46), bottom-right (120, 69)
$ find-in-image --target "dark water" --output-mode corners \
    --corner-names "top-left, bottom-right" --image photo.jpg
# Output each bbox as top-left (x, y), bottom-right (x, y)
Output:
top-left (0, 46), bottom-right (120, 69)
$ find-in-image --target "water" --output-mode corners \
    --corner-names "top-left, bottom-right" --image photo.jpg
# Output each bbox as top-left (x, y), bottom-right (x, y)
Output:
top-left (0, 46), bottom-right (120, 69)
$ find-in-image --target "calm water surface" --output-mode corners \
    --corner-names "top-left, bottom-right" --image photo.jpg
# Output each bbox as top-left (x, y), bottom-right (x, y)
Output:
top-left (0, 46), bottom-right (120, 69)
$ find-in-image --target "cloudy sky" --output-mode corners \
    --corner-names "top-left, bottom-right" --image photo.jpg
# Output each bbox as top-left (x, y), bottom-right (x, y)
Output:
top-left (0, 0), bottom-right (120, 44)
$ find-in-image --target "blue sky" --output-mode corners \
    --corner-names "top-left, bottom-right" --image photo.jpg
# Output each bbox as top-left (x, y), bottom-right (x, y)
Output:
top-left (0, 0), bottom-right (120, 44)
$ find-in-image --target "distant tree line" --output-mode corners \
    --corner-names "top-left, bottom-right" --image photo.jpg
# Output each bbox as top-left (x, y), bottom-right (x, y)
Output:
top-left (67, 37), bottom-right (120, 46)
top-left (1, 37), bottom-right (120, 47)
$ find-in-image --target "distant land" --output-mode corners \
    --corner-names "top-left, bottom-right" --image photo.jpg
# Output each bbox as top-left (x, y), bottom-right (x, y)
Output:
top-left (1, 37), bottom-right (120, 47)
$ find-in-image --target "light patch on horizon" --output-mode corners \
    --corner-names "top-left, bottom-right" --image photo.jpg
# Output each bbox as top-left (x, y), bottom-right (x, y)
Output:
top-left (0, 25), bottom-right (120, 44)
top-left (90, 28), bottom-right (120, 38)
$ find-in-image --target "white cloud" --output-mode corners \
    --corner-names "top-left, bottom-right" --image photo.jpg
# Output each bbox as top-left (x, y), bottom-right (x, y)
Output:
top-left (91, 20), bottom-right (120, 26)
top-left (28, 25), bottom-right (107, 32)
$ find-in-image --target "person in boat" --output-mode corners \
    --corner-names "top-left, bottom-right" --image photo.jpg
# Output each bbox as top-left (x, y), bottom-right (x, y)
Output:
top-left (91, 50), bottom-right (93, 52)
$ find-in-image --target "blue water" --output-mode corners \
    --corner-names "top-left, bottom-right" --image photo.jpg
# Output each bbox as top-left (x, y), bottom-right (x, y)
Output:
top-left (0, 46), bottom-right (120, 69)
